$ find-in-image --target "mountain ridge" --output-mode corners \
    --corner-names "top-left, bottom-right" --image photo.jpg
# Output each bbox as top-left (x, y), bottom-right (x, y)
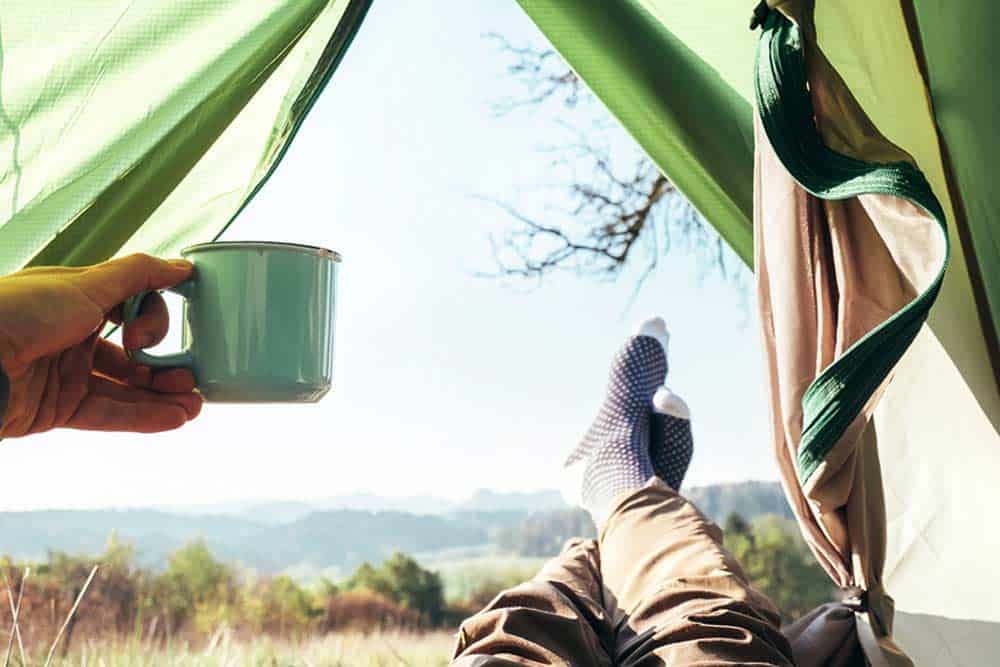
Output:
top-left (0, 481), bottom-right (790, 577)
top-left (147, 481), bottom-right (782, 523)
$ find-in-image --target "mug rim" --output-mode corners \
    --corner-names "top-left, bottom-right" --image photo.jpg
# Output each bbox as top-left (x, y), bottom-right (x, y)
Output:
top-left (182, 241), bottom-right (342, 261)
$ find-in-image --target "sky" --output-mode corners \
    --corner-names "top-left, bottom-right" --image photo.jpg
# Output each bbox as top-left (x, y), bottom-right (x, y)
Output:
top-left (0, 1), bottom-right (779, 510)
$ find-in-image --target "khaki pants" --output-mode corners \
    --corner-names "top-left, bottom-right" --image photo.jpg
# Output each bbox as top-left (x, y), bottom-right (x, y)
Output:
top-left (452, 480), bottom-right (795, 666)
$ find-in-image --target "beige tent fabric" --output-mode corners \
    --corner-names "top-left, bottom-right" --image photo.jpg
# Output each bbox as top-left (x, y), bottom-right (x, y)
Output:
top-left (755, 3), bottom-right (946, 665)
top-left (814, 1), bottom-right (999, 426)
top-left (809, 3), bottom-right (1000, 662)
top-left (755, 120), bottom-right (911, 667)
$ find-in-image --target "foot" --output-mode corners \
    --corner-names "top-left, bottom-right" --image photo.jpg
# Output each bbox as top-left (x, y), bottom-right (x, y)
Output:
top-left (650, 410), bottom-right (694, 491)
top-left (638, 319), bottom-right (695, 489)
top-left (563, 318), bottom-right (694, 525)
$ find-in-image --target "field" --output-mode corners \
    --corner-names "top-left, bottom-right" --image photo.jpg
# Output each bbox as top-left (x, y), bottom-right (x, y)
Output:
top-left (23, 632), bottom-right (456, 666)
top-left (0, 487), bottom-right (828, 664)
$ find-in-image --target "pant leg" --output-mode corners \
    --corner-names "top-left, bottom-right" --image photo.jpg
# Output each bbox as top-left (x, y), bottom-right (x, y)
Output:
top-left (452, 538), bottom-right (614, 667)
top-left (600, 479), bottom-right (795, 666)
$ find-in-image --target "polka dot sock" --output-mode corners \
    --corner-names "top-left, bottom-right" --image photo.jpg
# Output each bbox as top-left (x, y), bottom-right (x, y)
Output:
top-left (563, 318), bottom-right (694, 526)
top-left (651, 411), bottom-right (694, 491)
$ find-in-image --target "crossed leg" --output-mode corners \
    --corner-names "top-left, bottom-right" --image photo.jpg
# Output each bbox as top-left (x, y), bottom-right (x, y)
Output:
top-left (452, 481), bottom-right (793, 666)
top-left (452, 320), bottom-right (794, 666)
top-left (453, 537), bottom-right (613, 666)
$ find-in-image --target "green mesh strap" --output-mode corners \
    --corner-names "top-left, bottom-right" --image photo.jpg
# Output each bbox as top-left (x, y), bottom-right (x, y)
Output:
top-left (754, 12), bottom-right (949, 483)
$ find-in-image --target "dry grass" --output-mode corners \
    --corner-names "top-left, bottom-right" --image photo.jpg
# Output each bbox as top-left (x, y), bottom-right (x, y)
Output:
top-left (3, 566), bottom-right (459, 666)
top-left (1, 550), bottom-right (486, 665)
top-left (37, 632), bottom-right (456, 666)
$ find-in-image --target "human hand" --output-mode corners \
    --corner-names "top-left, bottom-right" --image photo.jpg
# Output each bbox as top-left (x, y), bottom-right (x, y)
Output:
top-left (0, 254), bottom-right (203, 437)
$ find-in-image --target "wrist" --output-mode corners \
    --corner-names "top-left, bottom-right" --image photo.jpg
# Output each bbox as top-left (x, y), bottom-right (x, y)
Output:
top-left (0, 352), bottom-right (8, 438)
top-left (0, 323), bottom-right (18, 373)
top-left (0, 330), bottom-right (21, 438)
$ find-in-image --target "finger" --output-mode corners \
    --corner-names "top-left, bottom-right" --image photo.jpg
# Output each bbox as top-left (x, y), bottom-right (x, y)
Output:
top-left (31, 356), bottom-right (62, 434)
top-left (119, 291), bottom-right (170, 351)
top-left (76, 253), bottom-right (193, 313)
top-left (88, 375), bottom-right (203, 420)
top-left (106, 287), bottom-right (167, 325)
top-left (93, 340), bottom-right (196, 392)
top-left (149, 368), bottom-right (197, 394)
top-left (56, 338), bottom-right (95, 425)
top-left (67, 394), bottom-right (188, 433)
top-left (93, 338), bottom-right (144, 383)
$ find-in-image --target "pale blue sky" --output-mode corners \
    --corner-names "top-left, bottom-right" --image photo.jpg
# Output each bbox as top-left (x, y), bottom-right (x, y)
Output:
top-left (0, 0), bottom-right (779, 510)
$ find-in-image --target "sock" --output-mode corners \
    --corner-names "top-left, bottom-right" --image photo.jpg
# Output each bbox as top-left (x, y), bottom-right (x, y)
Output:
top-left (635, 318), bottom-right (694, 490)
top-left (563, 322), bottom-right (664, 526)
top-left (650, 409), bottom-right (694, 491)
top-left (563, 318), bottom-right (694, 526)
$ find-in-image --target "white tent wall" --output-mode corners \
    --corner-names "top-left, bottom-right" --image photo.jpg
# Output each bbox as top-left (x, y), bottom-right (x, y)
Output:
top-left (877, 331), bottom-right (1000, 664)
top-left (812, 3), bottom-right (1000, 662)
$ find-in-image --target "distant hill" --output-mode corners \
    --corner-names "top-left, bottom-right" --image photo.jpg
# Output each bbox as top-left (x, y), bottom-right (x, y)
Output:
top-left (0, 482), bottom-right (790, 577)
top-left (159, 489), bottom-right (566, 523)
top-left (0, 508), bottom-right (493, 575)
top-left (159, 495), bottom-right (454, 523)
top-left (456, 489), bottom-right (566, 513)
top-left (684, 481), bottom-right (794, 523)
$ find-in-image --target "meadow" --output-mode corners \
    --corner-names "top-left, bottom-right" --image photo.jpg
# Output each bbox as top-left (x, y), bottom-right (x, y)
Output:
top-left (0, 498), bottom-right (830, 665)
top-left (38, 633), bottom-right (457, 666)
top-left (0, 542), bottom-right (515, 666)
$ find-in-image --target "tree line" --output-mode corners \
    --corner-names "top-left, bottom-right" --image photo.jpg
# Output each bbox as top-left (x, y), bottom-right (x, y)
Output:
top-left (0, 537), bottom-right (472, 660)
top-left (0, 511), bottom-right (833, 659)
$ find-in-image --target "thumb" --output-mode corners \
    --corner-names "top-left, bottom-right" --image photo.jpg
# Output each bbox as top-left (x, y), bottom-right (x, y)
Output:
top-left (77, 254), bottom-right (193, 313)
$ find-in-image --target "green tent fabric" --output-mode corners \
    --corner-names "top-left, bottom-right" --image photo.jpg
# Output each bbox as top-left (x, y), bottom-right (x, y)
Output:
top-left (0, 0), bottom-right (370, 273)
top-left (908, 1), bottom-right (1000, 378)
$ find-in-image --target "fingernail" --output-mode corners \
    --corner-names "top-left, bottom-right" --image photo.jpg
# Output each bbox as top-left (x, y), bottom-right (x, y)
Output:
top-left (168, 259), bottom-right (193, 271)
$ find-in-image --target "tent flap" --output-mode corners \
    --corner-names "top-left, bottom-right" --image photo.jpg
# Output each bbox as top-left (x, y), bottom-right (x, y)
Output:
top-left (755, 10), bottom-right (948, 483)
top-left (754, 6), bottom-right (949, 665)
top-left (0, 0), bottom-right (371, 271)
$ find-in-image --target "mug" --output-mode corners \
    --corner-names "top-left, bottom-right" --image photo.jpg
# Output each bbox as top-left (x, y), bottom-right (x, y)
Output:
top-left (124, 241), bottom-right (340, 403)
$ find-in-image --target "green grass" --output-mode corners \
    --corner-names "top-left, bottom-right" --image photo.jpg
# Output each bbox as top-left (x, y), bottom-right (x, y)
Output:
top-left (28, 632), bottom-right (456, 667)
top-left (428, 555), bottom-right (544, 602)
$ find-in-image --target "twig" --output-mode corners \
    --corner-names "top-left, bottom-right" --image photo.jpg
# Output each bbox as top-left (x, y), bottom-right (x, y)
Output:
top-left (4, 568), bottom-right (28, 667)
top-left (11, 572), bottom-right (27, 667)
top-left (143, 615), bottom-right (159, 650)
top-left (485, 33), bottom-right (581, 114)
top-left (381, 638), bottom-right (410, 666)
top-left (43, 565), bottom-right (98, 667)
top-left (203, 626), bottom-right (224, 657)
top-left (482, 31), bottom-right (737, 291)
top-left (3, 573), bottom-right (17, 667)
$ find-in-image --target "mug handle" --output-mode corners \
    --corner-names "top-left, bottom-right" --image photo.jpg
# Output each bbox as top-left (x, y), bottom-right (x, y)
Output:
top-left (122, 278), bottom-right (196, 369)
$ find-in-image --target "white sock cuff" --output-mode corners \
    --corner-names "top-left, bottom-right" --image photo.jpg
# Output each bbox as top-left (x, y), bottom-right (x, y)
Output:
top-left (635, 317), bottom-right (670, 357)
top-left (653, 386), bottom-right (691, 420)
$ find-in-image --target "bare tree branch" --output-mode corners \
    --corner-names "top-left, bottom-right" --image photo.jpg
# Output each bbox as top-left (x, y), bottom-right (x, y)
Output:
top-left (485, 33), bottom-right (582, 114)
top-left (484, 35), bottom-right (738, 290)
